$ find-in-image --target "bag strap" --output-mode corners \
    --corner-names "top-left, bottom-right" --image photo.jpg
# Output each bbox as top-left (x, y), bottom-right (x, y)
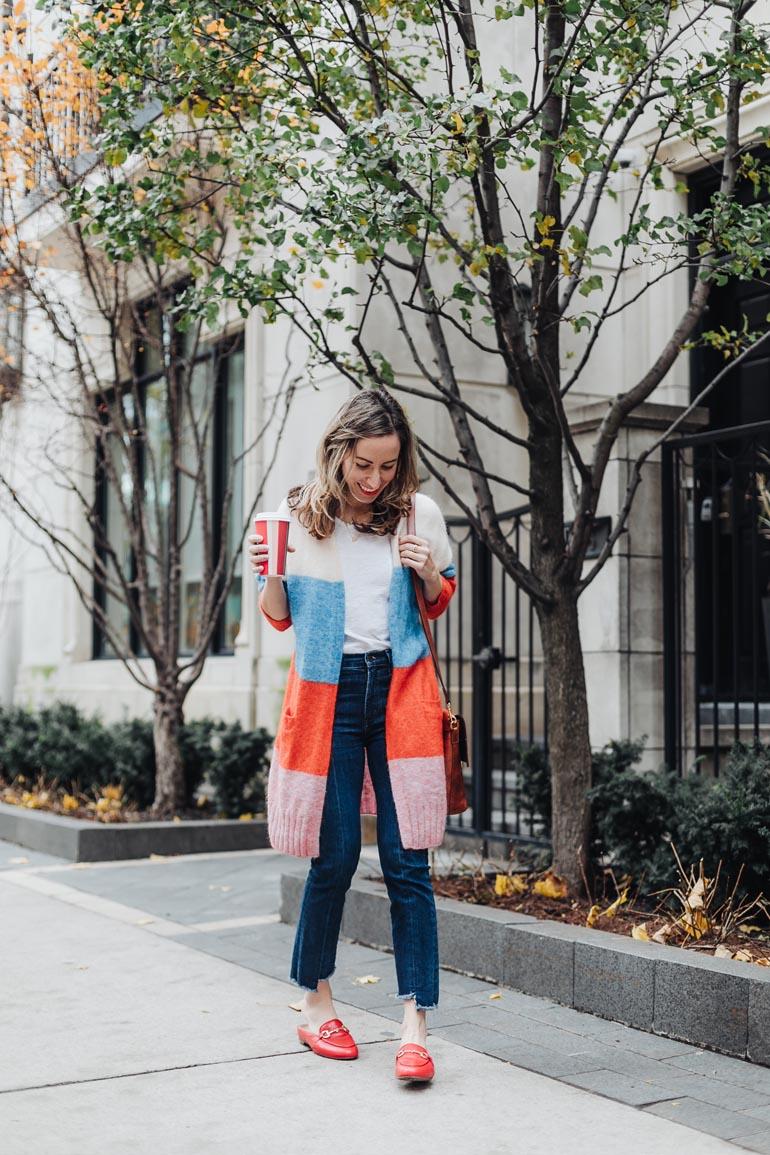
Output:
top-left (407, 497), bottom-right (455, 719)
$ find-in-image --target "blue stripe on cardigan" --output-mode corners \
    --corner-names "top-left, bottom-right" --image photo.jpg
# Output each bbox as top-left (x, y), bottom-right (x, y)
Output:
top-left (389, 567), bottom-right (430, 669)
top-left (284, 575), bottom-right (346, 684)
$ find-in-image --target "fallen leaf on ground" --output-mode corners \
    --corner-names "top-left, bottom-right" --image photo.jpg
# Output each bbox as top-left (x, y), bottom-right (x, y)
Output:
top-left (134, 919), bottom-right (154, 926)
top-left (652, 923), bottom-right (672, 944)
top-left (533, 871), bottom-right (567, 900)
top-left (678, 907), bottom-right (709, 940)
top-left (738, 924), bottom-right (764, 934)
top-left (603, 888), bottom-right (629, 919)
top-left (352, 974), bottom-right (381, 986)
top-left (149, 853), bottom-right (168, 861)
top-left (494, 873), bottom-right (527, 896)
top-left (734, 949), bottom-right (753, 962)
top-left (8, 856), bottom-right (29, 864)
top-left (489, 991), bottom-right (502, 1000)
top-left (208, 884), bottom-right (232, 892)
top-left (631, 924), bottom-right (650, 941)
top-left (686, 876), bottom-right (708, 910)
top-left (586, 904), bottom-right (601, 928)
top-left (714, 945), bottom-right (733, 959)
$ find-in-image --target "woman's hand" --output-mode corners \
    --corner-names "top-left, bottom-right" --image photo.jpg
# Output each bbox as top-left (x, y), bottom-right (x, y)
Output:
top-left (399, 534), bottom-right (442, 603)
top-left (247, 533), bottom-right (295, 577)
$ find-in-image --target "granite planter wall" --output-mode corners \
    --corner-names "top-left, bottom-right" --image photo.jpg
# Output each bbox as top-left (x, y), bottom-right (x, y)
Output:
top-left (0, 801), bottom-right (269, 861)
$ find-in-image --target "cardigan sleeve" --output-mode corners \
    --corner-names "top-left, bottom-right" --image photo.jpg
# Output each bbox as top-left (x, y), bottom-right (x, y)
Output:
top-left (413, 492), bottom-right (456, 620)
top-left (256, 496), bottom-right (293, 631)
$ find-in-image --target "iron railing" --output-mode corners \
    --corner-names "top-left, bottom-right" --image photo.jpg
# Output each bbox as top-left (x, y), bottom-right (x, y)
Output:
top-left (663, 420), bottom-right (770, 775)
top-left (434, 507), bottom-right (549, 847)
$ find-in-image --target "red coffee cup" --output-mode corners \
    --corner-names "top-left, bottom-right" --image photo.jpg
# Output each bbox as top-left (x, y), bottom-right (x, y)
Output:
top-left (254, 513), bottom-right (290, 577)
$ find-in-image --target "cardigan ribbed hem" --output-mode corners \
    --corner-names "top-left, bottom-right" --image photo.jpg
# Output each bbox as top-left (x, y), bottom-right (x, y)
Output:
top-left (268, 808), bottom-right (321, 858)
top-left (387, 755), bottom-right (448, 849)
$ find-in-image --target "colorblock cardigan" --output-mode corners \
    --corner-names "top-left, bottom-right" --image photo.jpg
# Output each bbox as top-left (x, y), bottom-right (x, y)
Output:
top-left (258, 491), bottom-right (457, 858)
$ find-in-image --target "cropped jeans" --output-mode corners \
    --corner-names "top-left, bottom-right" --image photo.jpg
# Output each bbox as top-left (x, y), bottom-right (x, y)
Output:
top-left (290, 649), bottom-right (439, 1010)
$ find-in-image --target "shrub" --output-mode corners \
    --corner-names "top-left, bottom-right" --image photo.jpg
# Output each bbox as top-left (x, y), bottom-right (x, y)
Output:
top-left (0, 703), bottom-right (272, 818)
top-left (588, 741), bottom-right (770, 899)
top-left (0, 702), bottom-right (113, 792)
top-left (515, 737), bottom-right (770, 899)
top-left (203, 721), bottom-right (272, 818)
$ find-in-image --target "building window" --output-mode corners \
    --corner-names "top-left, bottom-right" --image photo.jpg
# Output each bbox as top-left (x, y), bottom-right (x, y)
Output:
top-left (94, 308), bottom-right (244, 659)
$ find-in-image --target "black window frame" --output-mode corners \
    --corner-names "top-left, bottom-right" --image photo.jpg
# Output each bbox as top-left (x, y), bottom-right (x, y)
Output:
top-left (93, 305), bottom-right (245, 660)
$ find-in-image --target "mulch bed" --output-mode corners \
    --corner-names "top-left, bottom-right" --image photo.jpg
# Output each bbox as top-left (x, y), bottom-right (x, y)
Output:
top-left (432, 873), bottom-right (770, 965)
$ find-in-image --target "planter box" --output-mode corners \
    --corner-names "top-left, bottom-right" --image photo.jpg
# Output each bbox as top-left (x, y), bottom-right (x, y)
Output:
top-left (280, 873), bottom-right (770, 1066)
top-left (0, 801), bottom-right (270, 862)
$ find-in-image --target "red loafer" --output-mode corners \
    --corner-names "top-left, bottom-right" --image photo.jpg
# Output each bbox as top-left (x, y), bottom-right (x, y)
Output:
top-left (297, 1018), bottom-right (358, 1060)
top-left (395, 1044), bottom-right (434, 1082)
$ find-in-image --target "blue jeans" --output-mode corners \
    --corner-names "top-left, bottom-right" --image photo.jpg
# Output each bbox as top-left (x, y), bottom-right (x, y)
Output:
top-left (290, 649), bottom-right (439, 1010)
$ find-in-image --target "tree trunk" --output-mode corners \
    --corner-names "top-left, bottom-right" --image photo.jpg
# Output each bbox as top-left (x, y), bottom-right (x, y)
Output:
top-left (537, 589), bottom-right (592, 894)
top-left (151, 685), bottom-right (186, 815)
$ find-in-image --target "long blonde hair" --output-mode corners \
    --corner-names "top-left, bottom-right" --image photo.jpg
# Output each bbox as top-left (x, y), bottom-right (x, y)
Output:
top-left (289, 388), bottom-right (419, 538)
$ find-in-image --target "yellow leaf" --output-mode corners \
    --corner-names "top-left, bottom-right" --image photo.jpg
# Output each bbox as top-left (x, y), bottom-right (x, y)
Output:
top-left (631, 924), bottom-right (650, 941)
top-left (494, 873), bottom-right (517, 896)
top-left (678, 907), bottom-right (710, 940)
top-left (536, 214), bottom-right (556, 237)
top-left (603, 888), bottom-right (629, 919)
top-left (312, 279), bottom-right (324, 289)
top-left (239, 812), bottom-right (253, 821)
top-left (14, 0), bottom-right (24, 15)
top-left (652, 923), bottom-right (672, 944)
top-left (738, 924), bottom-right (763, 934)
top-left (586, 904), bottom-right (601, 928)
top-left (489, 991), bottom-right (502, 999)
top-left (352, 974), bottom-right (381, 985)
top-left (567, 150), bottom-right (582, 165)
top-left (685, 877), bottom-right (707, 910)
top-left (451, 112), bottom-right (463, 134)
top-left (533, 871), bottom-right (567, 900)
top-left (494, 873), bottom-right (528, 896)
top-left (734, 949), bottom-right (752, 962)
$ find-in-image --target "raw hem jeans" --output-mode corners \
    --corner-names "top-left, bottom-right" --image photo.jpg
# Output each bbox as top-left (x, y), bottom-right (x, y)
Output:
top-left (290, 649), bottom-right (439, 1011)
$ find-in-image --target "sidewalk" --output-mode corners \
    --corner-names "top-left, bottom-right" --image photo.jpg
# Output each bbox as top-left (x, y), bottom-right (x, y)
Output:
top-left (2, 839), bottom-right (770, 1155)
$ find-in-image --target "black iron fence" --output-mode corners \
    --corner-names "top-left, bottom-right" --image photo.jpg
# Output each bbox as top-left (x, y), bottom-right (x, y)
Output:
top-left (663, 420), bottom-right (770, 775)
top-left (434, 507), bottom-right (549, 847)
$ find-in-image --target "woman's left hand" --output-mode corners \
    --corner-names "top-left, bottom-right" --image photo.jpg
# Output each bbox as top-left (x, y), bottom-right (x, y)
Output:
top-left (398, 534), bottom-right (438, 580)
top-left (399, 534), bottom-right (442, 603)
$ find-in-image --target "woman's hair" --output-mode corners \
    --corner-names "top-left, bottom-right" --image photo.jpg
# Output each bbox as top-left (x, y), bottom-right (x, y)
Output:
top-left (288, 388), bottom-right (419, 538)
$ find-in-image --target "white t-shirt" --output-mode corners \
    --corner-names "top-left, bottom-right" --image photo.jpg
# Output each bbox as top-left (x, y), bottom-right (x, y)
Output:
top-left (335, 519), bottom-right (392, 654)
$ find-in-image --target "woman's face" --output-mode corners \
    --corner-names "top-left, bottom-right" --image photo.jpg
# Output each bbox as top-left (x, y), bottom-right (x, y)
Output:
top-left (342, 433), bottom-right (401, 505)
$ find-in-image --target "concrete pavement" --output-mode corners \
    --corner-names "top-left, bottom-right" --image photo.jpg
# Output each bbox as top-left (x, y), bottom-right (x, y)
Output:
top-left (1, 838), bottom-right (769, 1155)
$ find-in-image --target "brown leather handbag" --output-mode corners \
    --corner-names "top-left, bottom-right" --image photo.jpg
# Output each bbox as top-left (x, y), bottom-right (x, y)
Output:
top-left (407, 501), bottom-right (469, 815)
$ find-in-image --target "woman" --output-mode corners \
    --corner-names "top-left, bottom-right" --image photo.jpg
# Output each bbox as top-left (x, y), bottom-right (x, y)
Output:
top-left (248, 388), bottom-right (456, 1083)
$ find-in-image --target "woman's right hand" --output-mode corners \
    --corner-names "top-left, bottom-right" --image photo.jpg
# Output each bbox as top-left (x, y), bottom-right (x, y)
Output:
top-left (247, 533), bottom-right (295, 576)
top-left (247, 533), bottom-right (269, 576)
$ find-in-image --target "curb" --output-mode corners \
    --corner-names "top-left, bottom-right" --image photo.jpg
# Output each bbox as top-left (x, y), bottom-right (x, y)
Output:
top-left (280, 873), bottom-right (770, 1067)
top-left (0, 802), bottom-right (270, 861)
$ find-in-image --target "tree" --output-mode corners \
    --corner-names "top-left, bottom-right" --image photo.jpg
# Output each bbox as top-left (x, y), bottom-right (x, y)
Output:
top-left (37, 0), bottom-right (770, 885)
top-left (0, 11), bottom-right (293, 812)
